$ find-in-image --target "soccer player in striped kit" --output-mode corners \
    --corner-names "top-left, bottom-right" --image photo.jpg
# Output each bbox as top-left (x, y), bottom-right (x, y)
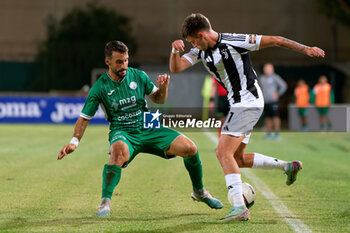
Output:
top-left (169, 13), bottom-right (325, 221)
top-left (58, 40), bottom-right (223, 217)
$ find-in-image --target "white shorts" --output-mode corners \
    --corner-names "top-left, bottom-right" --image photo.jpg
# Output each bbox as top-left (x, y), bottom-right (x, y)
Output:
top-left (221, 96), bottom-right (264, 144)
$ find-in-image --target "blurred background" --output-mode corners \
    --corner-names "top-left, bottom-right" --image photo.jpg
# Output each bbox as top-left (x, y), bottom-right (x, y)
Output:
top-left (0, 0), bottom-right (349, 131)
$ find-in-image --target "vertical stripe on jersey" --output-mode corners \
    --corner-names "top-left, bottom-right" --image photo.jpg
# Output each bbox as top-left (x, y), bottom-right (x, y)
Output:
top-left (204, 50), bottom-right (227, 92)
top-left (218, 44), bottom-right (241, 103)
top-left (228, 45), bottom-right (259, 99)
top-left (241, 53), bottom-right (259, 98)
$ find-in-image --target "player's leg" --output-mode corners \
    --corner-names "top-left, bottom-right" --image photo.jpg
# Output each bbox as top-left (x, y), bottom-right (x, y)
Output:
top-left (233, 140), bottom-right (302, 185)
top-left (97, 131), bottom-right (134, 217)
top-left (216, 134), bottom-right (251, 221)
top-left (219, 102), bottom-right (263, 221)
top-left (165, 134), bottom-right (223, 209)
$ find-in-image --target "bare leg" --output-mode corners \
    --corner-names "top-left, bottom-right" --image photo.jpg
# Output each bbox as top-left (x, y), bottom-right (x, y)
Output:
top-left (165, 135), bottom-right (197, 157)
top-left (216, 134), bottom-right (246, 209)
top-left (109, 141), bottom-right (130, 166)
top-left (233, 143), bottom-right (254, 168)
top-left (216, 134), bottom-right (244, 175)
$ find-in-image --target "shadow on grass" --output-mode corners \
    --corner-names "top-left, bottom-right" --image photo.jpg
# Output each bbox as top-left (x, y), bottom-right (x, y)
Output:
top-left (0, 211), bottom-right (280, 232)
top-left (0, 213), bottom-right (210, 231)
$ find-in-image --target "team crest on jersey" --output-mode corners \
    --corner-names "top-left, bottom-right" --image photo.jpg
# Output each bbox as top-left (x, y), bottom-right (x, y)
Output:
top-left (129, 81), bottom-right (137, 90)
top-left (220, 48), bottom-right (229, 60)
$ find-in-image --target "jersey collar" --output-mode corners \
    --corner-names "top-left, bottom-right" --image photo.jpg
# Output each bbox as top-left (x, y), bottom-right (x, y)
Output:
top-left (208, 33), bottom-right (222, 51)
top-left (106, 70), bottom-right (127, 84)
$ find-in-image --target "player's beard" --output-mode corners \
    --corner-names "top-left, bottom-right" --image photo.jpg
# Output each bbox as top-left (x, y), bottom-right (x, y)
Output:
top-left (112, 68), bottom-right (127, 80)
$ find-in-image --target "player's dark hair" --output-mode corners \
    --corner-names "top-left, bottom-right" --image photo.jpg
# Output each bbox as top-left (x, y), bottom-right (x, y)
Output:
top-left (181, 13), bottom-right (212, 38)
top-left (105, 40), bottom-right (129, 57)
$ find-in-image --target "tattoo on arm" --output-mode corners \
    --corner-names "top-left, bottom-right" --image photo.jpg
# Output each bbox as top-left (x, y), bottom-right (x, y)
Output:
top-left (279, 38), bottom-right (307, 53)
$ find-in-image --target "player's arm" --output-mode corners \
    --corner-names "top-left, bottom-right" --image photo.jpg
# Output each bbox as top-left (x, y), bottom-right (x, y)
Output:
top-left (148, 74), bottom-right (170, 104)
top-left (57, 117), bottom-right (90, 160)
top-left (259, 36), bottom-right (325, 58)
top-left (169, 40), bottom-right (193, 73)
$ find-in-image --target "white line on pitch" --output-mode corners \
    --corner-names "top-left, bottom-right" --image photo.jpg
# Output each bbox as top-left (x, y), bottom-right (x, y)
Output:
top-left (203, 130), bottom-right (312, 233)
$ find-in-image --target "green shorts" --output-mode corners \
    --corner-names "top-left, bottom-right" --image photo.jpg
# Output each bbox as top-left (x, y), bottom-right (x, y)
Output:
top-left (298, 108), bottom-right (308, 116)
top-left (317, 107), bottom-right (329, 115)
top-left (109, 126), bottom-right (181, 167)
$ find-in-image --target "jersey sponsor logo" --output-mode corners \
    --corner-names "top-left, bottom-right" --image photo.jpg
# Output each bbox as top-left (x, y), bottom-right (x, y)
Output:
top-left (117, 109), bottom-right (142, 121)
top-left (107, 90), bottom-right (115, 96)
top-left (143, 109), bottom-right (161, 129)
top-left (119, 96), bottom-right (136, 106)
top-left (249, 34), bottom-right (256, 44)
top-left (129, 81), bottom-right (137, 90)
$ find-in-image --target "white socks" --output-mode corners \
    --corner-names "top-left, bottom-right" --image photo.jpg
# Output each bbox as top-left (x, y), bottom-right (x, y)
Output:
top-left (225, 173), bottom-right (245, 207)
top-left (252, 153), bottom-right (287, 171)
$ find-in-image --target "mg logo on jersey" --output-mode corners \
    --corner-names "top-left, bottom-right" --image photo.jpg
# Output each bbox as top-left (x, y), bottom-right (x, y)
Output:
top-left (119, 96), bottom-right (136, 105)
top-left (143, 109), bottom-right (161, 129)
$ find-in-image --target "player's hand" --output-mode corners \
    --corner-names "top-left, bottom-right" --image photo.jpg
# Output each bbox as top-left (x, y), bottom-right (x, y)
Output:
top-left (172, 40), bottom-right (185, 53)
top-left (157, 74), bottom-right (170, 89)
top-left (57, 144), bottom-right (77, 160)
top-left (305, 47), bottom-right (325, 58)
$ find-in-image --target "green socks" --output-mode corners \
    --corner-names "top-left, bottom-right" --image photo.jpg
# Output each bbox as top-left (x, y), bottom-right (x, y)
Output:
top-left (101, 154), bottom-right (203, 199)
top-left (183, 151), bottom-right (204, 190)
top-left (102, 164), bottom-right (121, 199)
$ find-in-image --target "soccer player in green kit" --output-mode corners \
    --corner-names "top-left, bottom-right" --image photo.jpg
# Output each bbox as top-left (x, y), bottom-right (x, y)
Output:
top-left (57, 40), bottom-right (222, 216)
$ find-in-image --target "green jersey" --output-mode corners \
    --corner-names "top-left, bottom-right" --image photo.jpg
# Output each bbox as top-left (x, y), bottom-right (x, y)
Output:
top-left (80, 67), bottom-right (157, 131)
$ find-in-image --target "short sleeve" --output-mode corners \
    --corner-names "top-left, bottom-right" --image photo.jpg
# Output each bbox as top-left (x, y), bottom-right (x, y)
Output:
top-left (80, 86), bottom-right (100, 120)
top-left (140, 71), bottom-right (157, 95)
top-left (183, 48), bottom-right (201, 65)
top-left (224, 33), bottom-right (262, 52)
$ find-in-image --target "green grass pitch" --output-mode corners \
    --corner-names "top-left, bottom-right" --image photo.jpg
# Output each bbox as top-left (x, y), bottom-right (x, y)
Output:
top-left (0, 124), bottom-right (349, 232)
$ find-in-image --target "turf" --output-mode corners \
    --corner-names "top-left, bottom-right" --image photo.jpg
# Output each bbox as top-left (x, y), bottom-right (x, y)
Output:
top-left (0, 124), bottom-right (349, 232)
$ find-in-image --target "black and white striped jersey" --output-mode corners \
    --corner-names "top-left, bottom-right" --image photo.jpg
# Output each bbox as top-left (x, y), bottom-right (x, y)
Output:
top-left (183, 33), bottom-right (262, 106)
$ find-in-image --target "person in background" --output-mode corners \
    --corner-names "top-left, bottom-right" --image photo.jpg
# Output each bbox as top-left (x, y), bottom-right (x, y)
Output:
top-left (258, 63), bottom-right (287, 140)
top-left (313, 75), bottom-right (334, 131)
top-left (294, 79), bottom-right (310, 131)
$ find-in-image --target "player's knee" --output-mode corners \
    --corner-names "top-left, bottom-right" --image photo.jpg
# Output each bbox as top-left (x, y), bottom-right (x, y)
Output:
top-left (215, 147), bottom-right (224, 159)
top-left (183, 142), bottom-right (197, 157)
top-left (110, 141), bottom-right (129, 165)
top-left (189, 143), bottom-right (198, 156)
top-left (180, 139), bottom-right (197, 157)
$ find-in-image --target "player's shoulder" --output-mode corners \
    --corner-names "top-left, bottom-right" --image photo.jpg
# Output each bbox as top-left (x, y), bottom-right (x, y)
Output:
top-left (221, 33), bottom-right (247, 42)
top-left (91, 73), bottom-right (108, 88)
top-left (128, 67), bottom-right (148, 77)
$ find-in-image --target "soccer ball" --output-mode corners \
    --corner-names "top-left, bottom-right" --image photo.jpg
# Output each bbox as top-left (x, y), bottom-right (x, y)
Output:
top-left (227, 182), bottom-right (256, 208)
